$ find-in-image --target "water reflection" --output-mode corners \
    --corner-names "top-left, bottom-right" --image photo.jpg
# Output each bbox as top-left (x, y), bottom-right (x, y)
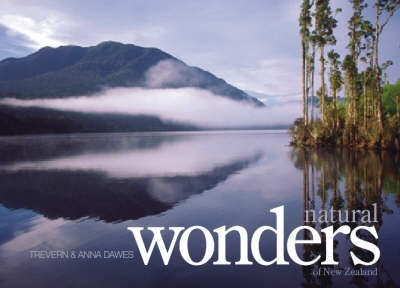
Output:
top-left (292, 148), bottom-right (400, 287)
top-left (0, 132), bottom-right (265, 222)
top-left (0, 132), bottom-right (399, 287)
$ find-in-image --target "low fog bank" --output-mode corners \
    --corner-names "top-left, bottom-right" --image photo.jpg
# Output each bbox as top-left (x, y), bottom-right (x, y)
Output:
top-left (0, 87), bottom-right (300, 128)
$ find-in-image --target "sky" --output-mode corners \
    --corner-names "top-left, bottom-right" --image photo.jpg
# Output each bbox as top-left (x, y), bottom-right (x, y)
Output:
top-left (0, 0), bottom-right (399, 105)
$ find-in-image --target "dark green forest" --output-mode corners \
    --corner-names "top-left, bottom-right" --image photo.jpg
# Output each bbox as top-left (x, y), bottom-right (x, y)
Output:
top-left (0, 105), bottom-right (196, 135)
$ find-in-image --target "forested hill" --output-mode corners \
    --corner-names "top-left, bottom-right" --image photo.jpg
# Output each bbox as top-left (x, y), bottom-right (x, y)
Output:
top-left (0, 41), bottom-right (263, 106)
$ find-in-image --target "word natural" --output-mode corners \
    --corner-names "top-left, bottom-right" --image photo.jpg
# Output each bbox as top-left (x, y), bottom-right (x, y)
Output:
top-left (127, 205), bottom-right (380, 266)
top-left (305, 203), bottom-right (378, 223)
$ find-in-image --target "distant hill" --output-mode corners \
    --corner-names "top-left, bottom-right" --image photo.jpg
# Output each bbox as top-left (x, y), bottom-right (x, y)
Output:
top-left (0, 41), bottom-right (263, 106)
top-left (0, 104), bottom-right (197, 135)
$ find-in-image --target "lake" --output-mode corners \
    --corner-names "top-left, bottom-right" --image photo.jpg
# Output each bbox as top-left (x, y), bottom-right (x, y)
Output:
top-left (0, 130), bottom-right (399, 287)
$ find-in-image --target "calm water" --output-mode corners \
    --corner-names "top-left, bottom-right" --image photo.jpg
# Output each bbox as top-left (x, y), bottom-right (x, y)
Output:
top-left (0, 131), bottom-right (399, 287)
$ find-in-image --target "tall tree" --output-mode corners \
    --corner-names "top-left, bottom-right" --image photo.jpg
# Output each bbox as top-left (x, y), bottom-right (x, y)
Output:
top-left (360, 20), bottom-right (375, 130)
top-left (328, 50), bottom-right (343, 130)
top-left (300, 0), bottom-right (313, 126)
top-left (373, 0), bottom-right (400, 131)
top-left (348, 0), bottom-right (368, 66)
top-left (314, 0), bottom-right (339, 122)
top-left (310, 36), bottom-right (317, 123)
top-left (342, 54), bottom-right (358, 141)
top-left (348, 1), bottom-right (367, 132)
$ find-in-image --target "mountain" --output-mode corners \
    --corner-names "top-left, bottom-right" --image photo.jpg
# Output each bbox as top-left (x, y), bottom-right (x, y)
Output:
top-left (0, 41), bottom-right (263, 106)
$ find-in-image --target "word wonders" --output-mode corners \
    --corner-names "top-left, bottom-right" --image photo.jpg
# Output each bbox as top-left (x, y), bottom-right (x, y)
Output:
top-left (127, 205), bottom-right (380, 266)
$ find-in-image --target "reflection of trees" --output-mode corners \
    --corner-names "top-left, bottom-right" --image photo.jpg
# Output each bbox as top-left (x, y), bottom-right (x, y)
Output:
top-left (0, 133), bottom-right (185, 165)
top-left (291, 148), bottom-right (400, 287)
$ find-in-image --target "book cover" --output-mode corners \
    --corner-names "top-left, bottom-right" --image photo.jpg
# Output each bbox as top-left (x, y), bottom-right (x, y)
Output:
top-left (0, 1), bottom-right (399, 287)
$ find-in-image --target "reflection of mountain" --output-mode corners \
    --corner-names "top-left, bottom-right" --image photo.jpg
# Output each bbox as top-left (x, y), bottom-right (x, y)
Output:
top-left (0, 133), bottom-right (267, 178)
top-left (0, 132), bottom-right (267, 222)
top-left (0, 153), bottom-right (261, 222)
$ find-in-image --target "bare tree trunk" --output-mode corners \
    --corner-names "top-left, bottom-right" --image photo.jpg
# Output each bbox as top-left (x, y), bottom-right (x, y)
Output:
top-left (333, 88), bottom-right (338, 130)
top-left (363, 74), bottom-right (367, 131)
top-left (311, 44), bottom-right (315, 124)
top-left (375, 12), bottom-right (383, 132)
top-left (305, 50), bottom-right (309, 125)
top-left (320, 44), bottom-right (326, 122)
top-left (352, 80), bottom-right (357, 142)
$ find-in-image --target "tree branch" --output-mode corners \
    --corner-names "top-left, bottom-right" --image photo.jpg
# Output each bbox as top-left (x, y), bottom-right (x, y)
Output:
top-left (379, 6), bottom-right (399, 34)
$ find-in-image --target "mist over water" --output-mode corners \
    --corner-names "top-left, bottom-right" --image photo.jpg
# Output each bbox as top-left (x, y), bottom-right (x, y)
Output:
top-left (0, 87), bottom-right (299, 128)
top-left (0, 59), bottom-right (300, 128)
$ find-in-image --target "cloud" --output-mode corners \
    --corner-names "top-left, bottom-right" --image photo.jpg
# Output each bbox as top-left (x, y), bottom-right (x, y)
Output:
top-left (0, 15), bottom-right (65, 49)
top-left (145, 59), bottom-right (206, 88)
top-left (224, 57), bottom-right (302, 97)
top-left (0, 87), bottom-right (299, 128)
top-left (246, 90), bottom-right (302, 106)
